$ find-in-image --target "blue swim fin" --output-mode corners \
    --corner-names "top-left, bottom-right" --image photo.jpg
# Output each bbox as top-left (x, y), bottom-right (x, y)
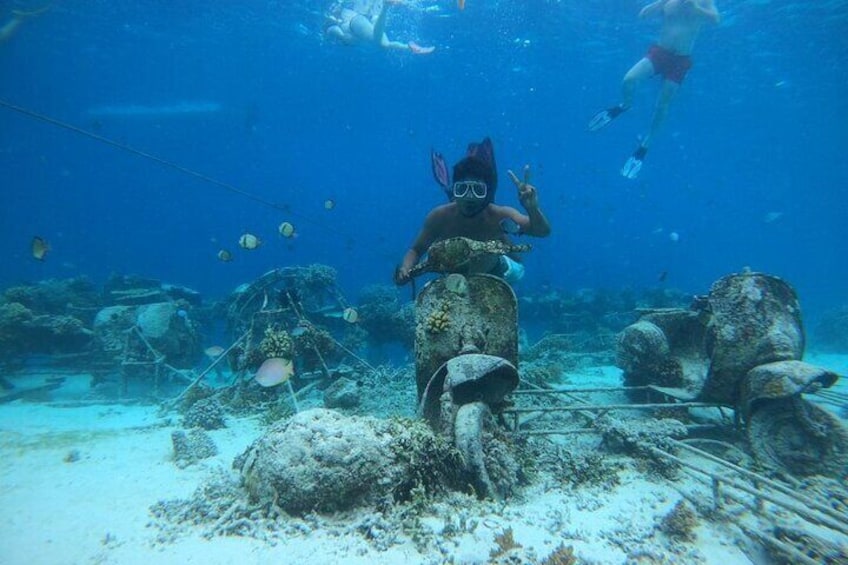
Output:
top-left (621, 145), bottom-right (648, 179)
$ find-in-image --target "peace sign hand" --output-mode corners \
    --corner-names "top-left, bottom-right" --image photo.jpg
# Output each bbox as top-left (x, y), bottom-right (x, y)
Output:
top-left (507, 165), bottom-right (539, 211)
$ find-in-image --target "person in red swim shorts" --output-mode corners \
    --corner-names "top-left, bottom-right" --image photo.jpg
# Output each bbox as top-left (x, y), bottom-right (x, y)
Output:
top-left (588, 0), bottom-right (720, 179)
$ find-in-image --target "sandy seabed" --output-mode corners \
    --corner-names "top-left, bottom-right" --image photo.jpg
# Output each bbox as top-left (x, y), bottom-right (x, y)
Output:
top-left (1, 359), bottom-right (846, 565)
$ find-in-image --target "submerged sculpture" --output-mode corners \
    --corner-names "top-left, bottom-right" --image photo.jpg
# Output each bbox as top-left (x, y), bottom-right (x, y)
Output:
top-left (406, 237), bottom-right (530, 279)
top-left (415, 272), bottom-right (522, 498)
top-left (617, 271), bottom-right (848, 478)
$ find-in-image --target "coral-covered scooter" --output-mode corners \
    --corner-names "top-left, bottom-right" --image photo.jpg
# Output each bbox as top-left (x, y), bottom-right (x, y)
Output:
top-left (617, 271), bottom-right (848, 478)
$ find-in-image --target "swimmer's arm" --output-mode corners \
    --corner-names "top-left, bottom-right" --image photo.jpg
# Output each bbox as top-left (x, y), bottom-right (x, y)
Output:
top-left (639, 0), bottom-right (668, 19)
top-left (396, 240), bottom-right (424, 285)
top-left (401, 214), bottom-right (440, 273)
top-left (502, 206), bottom-right (551, 238)
top-left (505, 170), bottom-right (551, 237)
top-left (396, 228), bottom-right (431, 285)
top-left (523, 205), bottom-right (551, 237)
top-left (690, 0), bottom-right (721, 24)
top-left (399, 248), bottom-right (420, 276)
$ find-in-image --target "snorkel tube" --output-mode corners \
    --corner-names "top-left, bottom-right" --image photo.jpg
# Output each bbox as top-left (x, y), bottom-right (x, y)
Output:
top-left (431, 149), bottom-right (451, 200)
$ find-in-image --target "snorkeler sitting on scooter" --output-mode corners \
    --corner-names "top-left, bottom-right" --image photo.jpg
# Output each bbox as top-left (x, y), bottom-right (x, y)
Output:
top-left (394, 137), bottom-right (551, 286)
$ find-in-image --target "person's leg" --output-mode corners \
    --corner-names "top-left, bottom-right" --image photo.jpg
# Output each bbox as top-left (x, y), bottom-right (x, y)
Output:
top-left (380, 37), bottom-right (411, 50)
top-left (372, 0), bottom-right (392, 42)
top-left (349, 14), bottom-right (376, 42)
top-left (589, 56), bottom-right (654, 132)
top-left (642, 79), bottom-right (679, 149)
top-left (373, 0), bottom-right (414, 50)
top-left (326, 24), bottom-right (346, 42)
top-left (621, 79), bottom-right (678, 179)
top-left (621, 57), bottom-right (655, 109)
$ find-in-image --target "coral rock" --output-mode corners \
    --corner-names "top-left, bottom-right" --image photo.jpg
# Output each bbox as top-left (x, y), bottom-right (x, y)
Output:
top-left (239, 409), bottom-right (464, 515)
top-left (172, 428), bottom-right (218, 468)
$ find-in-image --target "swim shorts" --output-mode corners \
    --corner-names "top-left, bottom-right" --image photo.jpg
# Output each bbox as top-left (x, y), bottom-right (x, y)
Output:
top-left (647, 44), bottom-right (692, 84)
top-left (490, 255), bottom-right (525, 283)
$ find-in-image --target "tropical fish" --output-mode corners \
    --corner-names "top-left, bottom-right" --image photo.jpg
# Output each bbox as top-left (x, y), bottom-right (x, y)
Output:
top-left (204, 345), bottom-right (225, 358)
top-left (342, 307), bottom-right (358, 323)
top-left (239, 233), bottom-right (261, 250)
top-left (217, 249), bottom-right (233, 262)
top-left (255, 357), bottom-right (294, 387)
top-left (763, 211), bottom-right (784, 224)
top-left (31, 236), bottom-right (49, 261)
top-left (324, 199), bottom-right (335, 210)
top-left (309, 304), bottom-right (345, 318)
top-left (278, 221), bottom-right (296, 238)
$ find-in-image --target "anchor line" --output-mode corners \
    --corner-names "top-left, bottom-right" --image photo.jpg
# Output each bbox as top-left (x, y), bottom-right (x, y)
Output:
top-left (0, 98), bottom-right (378, 248)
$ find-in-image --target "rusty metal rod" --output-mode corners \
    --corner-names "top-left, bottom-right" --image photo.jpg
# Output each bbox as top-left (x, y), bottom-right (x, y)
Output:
top-left (647, 446), bottom-right (848, 536)
top-left (515, 423), bottom-right (720, 436)
top-left (504, 402), bottom-right (719, 414)
top-left (513, 385), bottom-right (651, 395)
top-left (671, 439), bottom-right (846, 527)
top-left (736, 523), bottom-right (822, 565)
top-left (165, 330), bottom-right (249, 409)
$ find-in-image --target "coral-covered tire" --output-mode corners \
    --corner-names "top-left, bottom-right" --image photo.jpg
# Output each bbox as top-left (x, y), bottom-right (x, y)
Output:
top-left (747, 397), bottom-right (848, 479)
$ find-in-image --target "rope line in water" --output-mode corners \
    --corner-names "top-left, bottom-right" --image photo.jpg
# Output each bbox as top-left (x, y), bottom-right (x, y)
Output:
top-left (0, 98), bottom-right (361, 242)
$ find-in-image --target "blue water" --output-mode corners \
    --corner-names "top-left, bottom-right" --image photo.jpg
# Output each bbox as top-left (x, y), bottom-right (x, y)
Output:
top-left (1, 0), bottom-right (846, 320)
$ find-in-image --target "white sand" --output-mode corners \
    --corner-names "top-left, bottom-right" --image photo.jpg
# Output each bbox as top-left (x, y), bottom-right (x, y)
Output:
top-left (5, 360), bottom-right (845, 564)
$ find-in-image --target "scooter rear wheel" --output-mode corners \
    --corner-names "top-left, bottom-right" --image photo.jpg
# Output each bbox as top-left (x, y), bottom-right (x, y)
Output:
top-left (747, 397), bottom-right (848, 479)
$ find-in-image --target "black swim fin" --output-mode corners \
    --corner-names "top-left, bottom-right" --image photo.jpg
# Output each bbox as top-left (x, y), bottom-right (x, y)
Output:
top-left (588, 104), bottom-right (626, 132)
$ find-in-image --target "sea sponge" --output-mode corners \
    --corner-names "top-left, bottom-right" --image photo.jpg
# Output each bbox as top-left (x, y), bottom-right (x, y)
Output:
top-left (387, 417), bottom-right (464, 501)
top-left (259, 326), bottom-right (293, 359)
top-left (357, 285), bottom-right (415, 348)
top-left (660, 499), bottom-right (698, 541)
top-left (556, 450), bottom-right (621, 488)
top-left (0, 301), bottom-right (33, 326)
top-left (541, 544), bottom-right (577, 565)
top-left (42, 314), bottom-right (87, 336)
top-left (426, 303), bottom-right (451, 333)
top-left (171, 429), bottom-right (218, 468)
top-left (490, 527), bottom-right (521, 559)
top-left (182, 397), bottom-right (226, 430)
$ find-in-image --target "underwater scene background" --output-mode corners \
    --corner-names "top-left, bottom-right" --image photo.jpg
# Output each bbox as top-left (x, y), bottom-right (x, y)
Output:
top-left (2, 2), bottom-right (848, 564)
top-left (2, 0), bottom-right (846, 320)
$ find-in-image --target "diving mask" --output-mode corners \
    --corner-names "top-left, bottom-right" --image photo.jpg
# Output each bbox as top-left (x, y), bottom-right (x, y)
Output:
top-left (452, 180), bottom-right (488, 199)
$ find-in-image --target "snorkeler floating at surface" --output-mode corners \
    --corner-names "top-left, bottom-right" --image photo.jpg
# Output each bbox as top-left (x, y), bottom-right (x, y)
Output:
top-left (588, 0), bottom-right (720, 179)
top-left (394, 137), bottom-right (551, 286)
top-left (325, 0), bottom-right (434, 55)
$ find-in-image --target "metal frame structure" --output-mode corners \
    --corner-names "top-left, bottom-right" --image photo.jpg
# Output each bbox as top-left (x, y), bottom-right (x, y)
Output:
top-left (504, 383), bottom-right (848, 562)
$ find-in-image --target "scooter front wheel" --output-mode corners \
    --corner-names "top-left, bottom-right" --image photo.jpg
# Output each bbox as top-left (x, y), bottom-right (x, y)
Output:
top-left (747, 397), bottom-right (848, 479)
